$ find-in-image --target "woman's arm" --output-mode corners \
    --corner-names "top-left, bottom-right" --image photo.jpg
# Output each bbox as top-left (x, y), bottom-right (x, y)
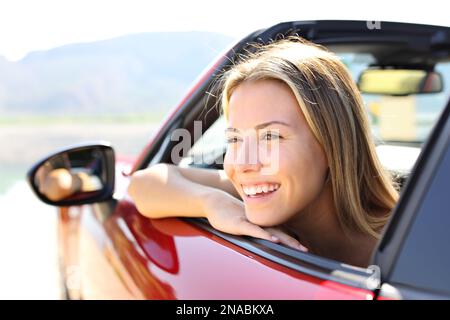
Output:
top-left (128, 163), bottom-right (306, 249)
top-left (37, 168), bottom-right (103, 201)
top-left (176, 165), bottom-right (241, 200)
top-left (127, 163), bottom-right (239, 219)
top-left (128, 163), bottom-right (275, 241)
top-left (37, 168), bottom-right (80, 201)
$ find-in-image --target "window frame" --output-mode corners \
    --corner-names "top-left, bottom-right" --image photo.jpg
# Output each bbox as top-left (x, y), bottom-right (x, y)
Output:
top-left (373, 96), bottom-right (450, 299)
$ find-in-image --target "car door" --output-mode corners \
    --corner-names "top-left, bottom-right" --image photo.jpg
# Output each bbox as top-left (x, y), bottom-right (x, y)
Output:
top-left (374, 96), bottom-right (450, 300)
top-left (71, 20), bottom-right (450, 299)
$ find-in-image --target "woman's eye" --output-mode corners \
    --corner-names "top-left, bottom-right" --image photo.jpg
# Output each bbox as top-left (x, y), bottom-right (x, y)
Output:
top-left (226, 136), bottom-right (241, 144)
top-left (261, 132), bottom-right (281, 141)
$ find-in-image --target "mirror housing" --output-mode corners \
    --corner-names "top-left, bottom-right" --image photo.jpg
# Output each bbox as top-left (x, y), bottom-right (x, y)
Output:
top-left (27, 142), bottom-right (115, 206)
top-left (358, 68), bottom-right (443, 96)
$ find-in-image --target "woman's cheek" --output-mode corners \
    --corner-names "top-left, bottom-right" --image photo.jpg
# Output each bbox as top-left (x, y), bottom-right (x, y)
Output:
top-left (259, 143), bottom-right (283, 176)
top-left (223, 149), bottom-right (235, 178)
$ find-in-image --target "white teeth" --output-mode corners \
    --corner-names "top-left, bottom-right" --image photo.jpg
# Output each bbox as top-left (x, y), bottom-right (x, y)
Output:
top-left (242, 183), bottom-right (280, 196)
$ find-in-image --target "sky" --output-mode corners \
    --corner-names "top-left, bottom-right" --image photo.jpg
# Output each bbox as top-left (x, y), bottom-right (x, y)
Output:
top-left (0, 0), bottom-right (448, 61)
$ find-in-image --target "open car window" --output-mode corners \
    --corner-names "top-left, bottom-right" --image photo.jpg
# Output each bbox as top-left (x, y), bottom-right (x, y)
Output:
top-left (357, 58), bottom-right (450, 180)
top-left (179, 115), bottom-right (227, 169)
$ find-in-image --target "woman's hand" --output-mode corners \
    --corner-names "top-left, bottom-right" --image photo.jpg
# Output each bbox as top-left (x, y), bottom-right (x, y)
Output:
top-left (203, 191), bottom-right (276, 242)
top-left (202, 191), bottom-right (307, 251)
top-left (263, 227), bottom-right (308, 252)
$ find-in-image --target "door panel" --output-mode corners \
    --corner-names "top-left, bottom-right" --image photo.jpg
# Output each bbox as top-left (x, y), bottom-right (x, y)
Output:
top-left (76, 197), bottom-right (375, 299)
top-left (375, 98), bottom-right (450, 300)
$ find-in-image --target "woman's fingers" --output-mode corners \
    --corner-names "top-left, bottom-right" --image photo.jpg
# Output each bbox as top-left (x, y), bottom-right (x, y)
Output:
top-left (235, 221), bottom-right (308, 252)
top-left (237, 220), bottom-right (279, 243)
top-left (265, 227), bottom-right (308, 252)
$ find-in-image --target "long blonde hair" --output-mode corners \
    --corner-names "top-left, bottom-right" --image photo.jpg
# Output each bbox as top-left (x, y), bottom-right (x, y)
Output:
top-left (219, 37), bottom-right (399, 239)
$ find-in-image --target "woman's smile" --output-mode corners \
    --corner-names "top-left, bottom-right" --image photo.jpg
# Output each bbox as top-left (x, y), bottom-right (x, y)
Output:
top-left (241, 182), bottom-right (281, 204)
top-left (241, 183), bottom-right (280, 204)
top-left (241, 183), bottom-right (280, 196)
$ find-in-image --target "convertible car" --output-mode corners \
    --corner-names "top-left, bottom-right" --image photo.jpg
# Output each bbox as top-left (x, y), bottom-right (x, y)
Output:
top-left (28, 20), bottom-right (450, 299)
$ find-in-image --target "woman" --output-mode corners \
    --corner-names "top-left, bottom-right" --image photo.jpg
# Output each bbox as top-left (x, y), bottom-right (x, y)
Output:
top-left (128, 37), bottom-right (399, 268)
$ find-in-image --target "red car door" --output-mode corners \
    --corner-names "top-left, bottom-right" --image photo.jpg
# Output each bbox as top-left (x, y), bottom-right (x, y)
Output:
top-left (74, 198), bottom-right (377, 299)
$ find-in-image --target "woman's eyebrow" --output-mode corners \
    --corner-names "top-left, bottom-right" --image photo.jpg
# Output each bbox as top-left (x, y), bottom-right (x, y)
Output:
top-left (255, 121), bottom-right (291, 130)
top-left (225, 121), bottom-right (291, 133)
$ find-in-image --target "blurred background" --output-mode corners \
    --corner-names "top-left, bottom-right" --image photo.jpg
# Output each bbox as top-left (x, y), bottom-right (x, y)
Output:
top-left (0, 0), bottom-right (448, 299)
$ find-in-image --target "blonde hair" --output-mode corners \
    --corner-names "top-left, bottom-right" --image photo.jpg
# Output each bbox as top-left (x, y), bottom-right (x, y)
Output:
top-left (220, 37), bottom-right (399, 239)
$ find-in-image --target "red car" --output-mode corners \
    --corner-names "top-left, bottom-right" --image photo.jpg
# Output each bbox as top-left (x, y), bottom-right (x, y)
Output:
top-left (28, 20), bottom-right (450, 300)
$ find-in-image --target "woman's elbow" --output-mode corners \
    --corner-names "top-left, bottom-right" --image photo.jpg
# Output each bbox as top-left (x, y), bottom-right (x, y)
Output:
top-left (128, 164), bottom-right (173, 218)
top-left (128, 170), bottom-right (155, 218)
top-left (127, 170), bottom-right (141, 199)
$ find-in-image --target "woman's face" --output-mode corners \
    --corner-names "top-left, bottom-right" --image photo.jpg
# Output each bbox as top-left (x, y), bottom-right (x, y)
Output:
top-left (224, 79), bottom-right (329, 226)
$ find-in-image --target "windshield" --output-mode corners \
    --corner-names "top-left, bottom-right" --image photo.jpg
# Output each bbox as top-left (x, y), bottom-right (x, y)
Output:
top-left (340, 53), bottom-right (450, 147)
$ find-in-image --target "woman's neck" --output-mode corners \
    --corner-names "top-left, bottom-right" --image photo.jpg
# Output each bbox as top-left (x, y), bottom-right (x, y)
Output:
top-left (282, 183), bottom-right (377, 268)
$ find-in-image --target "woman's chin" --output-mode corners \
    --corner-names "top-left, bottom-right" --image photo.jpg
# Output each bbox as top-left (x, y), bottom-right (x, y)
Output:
top-left (246, 213), bottom-right (280, 227)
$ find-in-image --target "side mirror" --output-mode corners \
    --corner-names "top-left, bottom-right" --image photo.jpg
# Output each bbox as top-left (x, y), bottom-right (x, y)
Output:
top-left (27, 142), bottom-right (115, 206)
top-left (358, 68), bottom-right (443, 96)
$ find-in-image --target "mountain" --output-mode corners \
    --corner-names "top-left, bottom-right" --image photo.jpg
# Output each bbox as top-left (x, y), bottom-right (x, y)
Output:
top-left (0, 31), bottom-right (235, 116)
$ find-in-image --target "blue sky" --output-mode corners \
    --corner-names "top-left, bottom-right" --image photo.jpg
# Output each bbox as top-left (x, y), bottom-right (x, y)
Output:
top-left (0, 0), bottom-right (447, 61)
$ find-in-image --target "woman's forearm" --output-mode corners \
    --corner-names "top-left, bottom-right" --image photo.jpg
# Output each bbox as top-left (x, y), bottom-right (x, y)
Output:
top-left (128, 163), bottom-right (223, 219)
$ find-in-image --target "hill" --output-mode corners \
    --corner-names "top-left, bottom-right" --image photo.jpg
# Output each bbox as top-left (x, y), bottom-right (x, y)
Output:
top-left (0, 31), bottom-right (235, 116)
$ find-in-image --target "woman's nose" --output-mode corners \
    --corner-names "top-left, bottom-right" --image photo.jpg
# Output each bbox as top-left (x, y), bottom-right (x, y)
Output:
top-left (234, 135), bottom-right (262, 173)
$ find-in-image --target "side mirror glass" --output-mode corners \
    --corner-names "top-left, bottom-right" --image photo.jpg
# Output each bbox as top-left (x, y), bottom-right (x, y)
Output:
top-left (27, 142), bottom-right (115, 206)
top-left (358, 69), bottom-right (443, 96)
